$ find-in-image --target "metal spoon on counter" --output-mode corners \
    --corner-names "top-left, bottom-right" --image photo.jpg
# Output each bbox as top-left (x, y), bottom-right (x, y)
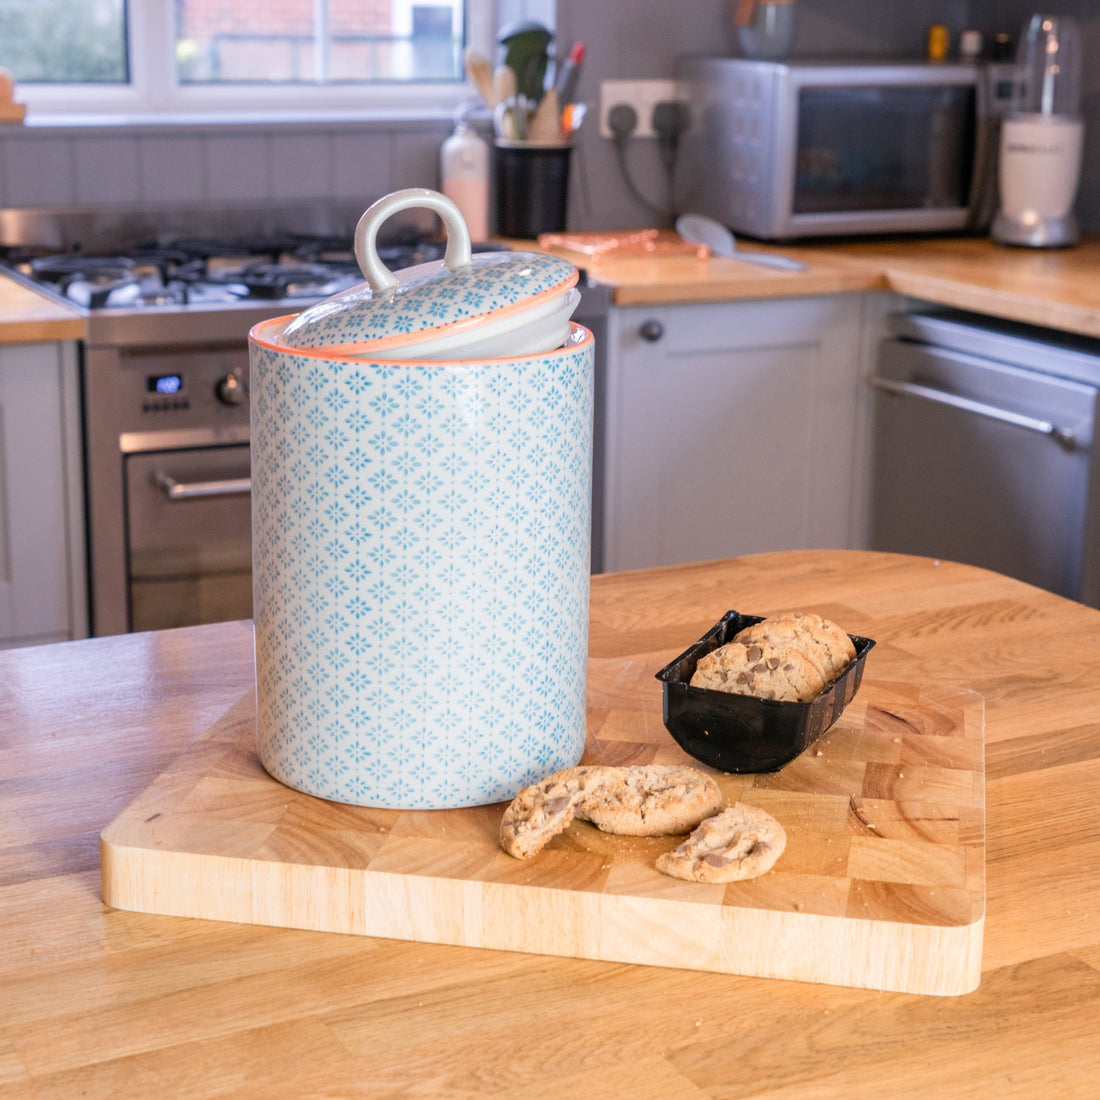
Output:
top-left (675, 213), bottom-right (806, 271)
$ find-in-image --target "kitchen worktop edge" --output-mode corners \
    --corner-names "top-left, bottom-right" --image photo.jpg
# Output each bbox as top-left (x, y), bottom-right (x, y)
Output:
top-left (3, 232), bottom-right (1098, 342)
top-left (0, 273), bottom-right (84, 344)
top-left (532, 232), bottom-right (1100, 340)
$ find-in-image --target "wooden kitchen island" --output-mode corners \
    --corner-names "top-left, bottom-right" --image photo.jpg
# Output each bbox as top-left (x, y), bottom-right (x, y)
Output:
top-left (3, 549), bottom-right (1099, 1097)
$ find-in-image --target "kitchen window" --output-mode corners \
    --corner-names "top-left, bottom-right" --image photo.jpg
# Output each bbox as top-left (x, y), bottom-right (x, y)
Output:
top-left (0, 0), bottom-right (494, 117)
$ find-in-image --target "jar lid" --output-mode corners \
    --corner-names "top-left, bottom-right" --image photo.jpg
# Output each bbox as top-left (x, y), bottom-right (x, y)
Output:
top-left (280, 188), bottom-right (578, 355)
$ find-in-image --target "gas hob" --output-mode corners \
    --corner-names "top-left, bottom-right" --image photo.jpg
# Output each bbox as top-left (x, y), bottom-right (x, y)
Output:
top-left (0, 203), bottom-right (497, 346)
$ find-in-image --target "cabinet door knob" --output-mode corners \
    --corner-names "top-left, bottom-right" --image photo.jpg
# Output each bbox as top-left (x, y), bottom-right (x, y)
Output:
top-left (639, 319), bottom-right (664, 342)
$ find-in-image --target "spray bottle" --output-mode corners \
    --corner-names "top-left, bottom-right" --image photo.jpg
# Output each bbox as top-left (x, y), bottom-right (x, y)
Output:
top-left (441, 104), bottom-right (490, 241)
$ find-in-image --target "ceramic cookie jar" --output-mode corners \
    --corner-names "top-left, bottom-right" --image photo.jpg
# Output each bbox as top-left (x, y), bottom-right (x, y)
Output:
top-left (248, 188), bottom-right (593, 809)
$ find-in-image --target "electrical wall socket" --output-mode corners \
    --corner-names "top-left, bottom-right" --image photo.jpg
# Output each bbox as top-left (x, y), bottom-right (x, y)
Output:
top-left (599, 78), bottom-right (683, 139)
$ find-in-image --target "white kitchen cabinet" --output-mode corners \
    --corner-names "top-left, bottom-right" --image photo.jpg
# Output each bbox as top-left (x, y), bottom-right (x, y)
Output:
top-left (0, 341), bottom-right (87, 647)
top-left (598, 295), bottom-right (869, 573)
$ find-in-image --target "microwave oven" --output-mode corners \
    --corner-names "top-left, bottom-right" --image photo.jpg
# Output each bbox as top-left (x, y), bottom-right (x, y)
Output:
top-left (674, 58), bottom-right (996, 240)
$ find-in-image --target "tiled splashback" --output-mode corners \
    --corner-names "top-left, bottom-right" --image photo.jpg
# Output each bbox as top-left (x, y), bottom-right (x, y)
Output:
top-left (1, 0), bottom-right (1096, 233)
top-left (0, 120), bottom-right (452, 212)
top-left (0, 0), bottom-right (551, 216)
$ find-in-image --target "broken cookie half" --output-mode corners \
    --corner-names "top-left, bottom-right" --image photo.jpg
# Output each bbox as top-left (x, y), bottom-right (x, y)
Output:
top-left (499, 764), bottom-right (723, 860)
top-left (655, 803), bottom-right (786, 883)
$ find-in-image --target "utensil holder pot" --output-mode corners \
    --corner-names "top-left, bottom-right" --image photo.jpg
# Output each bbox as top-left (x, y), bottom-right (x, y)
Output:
top-left (494, 142), bottom-right (572, 237)
top-left (249, 324), bottom-right (595, 808)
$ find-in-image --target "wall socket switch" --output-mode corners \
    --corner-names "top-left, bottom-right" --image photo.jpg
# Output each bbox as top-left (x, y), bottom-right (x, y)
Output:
top-left (599, 78), bottom-right (683, 139)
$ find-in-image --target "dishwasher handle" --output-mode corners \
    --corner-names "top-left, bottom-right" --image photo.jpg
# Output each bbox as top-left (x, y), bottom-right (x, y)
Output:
top-left (869, 375), bottom-right (1079, 452)
top-left (154, 471), bottom-right (252, 500)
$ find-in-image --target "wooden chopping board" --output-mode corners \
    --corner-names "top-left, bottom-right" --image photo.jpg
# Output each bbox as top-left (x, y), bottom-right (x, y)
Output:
top-left (100, 668), bottom-right (984, 997)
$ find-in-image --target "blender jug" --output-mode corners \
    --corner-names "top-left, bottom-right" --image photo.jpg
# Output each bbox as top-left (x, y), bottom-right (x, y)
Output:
top-left (992, 14), bottom-right (1084, 247)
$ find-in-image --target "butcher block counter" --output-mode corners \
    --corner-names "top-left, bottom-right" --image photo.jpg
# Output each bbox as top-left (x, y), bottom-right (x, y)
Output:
top-left (535, 232), bottom-right (1100, 339)
top-left (2, 232), bottom-right (1099, 341)
top-left (820, 234), bottom-right (1100, 340)
top-left (0, 273), bottom-right (82, 343)
top-left (4, 549), bottom-right (1099, 1098)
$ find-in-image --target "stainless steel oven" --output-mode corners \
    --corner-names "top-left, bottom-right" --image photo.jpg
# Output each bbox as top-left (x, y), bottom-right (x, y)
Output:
top-left (126, 446), bottom-right (252, 631)
top-left (82, 311), bottom-right (264, 635)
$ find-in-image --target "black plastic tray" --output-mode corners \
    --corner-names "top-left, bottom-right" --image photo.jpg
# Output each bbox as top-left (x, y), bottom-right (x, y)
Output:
top-left (655, 611), bottom-right (875, 773)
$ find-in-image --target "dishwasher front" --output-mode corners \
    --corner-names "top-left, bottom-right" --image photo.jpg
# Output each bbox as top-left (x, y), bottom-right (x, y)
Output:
top-left (869, 310), bottom-right (1100, 607)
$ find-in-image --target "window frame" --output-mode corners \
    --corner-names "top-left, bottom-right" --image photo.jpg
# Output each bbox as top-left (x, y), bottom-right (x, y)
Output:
top-left (16, 0), bottom-right (496, 121)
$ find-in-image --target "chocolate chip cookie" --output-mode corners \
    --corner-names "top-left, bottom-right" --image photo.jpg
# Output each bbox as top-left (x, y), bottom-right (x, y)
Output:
top-left (655, 803), bottom-right (786, 883)
top-left (734, 611), bottom-right (856, 684)
top-left (499, 764), bottom-right (724, 859)
top-left (689, 637), bottom-right (826, 702)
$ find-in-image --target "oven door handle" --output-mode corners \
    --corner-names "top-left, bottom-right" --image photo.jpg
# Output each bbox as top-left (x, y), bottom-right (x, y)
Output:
top-left (869, 375), bottom-right (1079, 452)
top-left (154, 471), bottom-right (252, 500)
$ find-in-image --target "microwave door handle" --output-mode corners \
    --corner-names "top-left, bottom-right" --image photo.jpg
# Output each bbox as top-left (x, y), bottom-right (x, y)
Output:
top-left (968, 75), bottom-right (997, 224)
top-left (154, 471), bottom-right (253, 499)
top-left (869, 375), bottom-right (1079, 451)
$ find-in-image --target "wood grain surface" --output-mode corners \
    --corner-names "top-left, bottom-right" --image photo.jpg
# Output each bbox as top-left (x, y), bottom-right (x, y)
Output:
top-left (100, 676), bottom-right (985, 996)
top-left (529, 233), bottom-right (1100, 337)
top-left (0, 274), bottom-right (83, 343)
top-left (4, 550), bottom-right (1100, 1098)
top-left (818, 235), bottom-right (1100, 339)
top-left (4, 232), bottom-right (1099, 348)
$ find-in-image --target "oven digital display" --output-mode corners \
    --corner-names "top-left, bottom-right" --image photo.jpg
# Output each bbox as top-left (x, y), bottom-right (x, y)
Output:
top-left (147, 373), bottom-right (184, 395)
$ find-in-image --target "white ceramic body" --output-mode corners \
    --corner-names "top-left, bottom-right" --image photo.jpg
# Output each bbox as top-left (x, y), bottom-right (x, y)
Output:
top-left (248, 318), bottom-right (595, 808)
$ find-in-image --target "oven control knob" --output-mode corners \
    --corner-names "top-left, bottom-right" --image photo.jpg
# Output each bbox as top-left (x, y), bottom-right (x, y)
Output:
top-left (216, 372), bottom-right (246, 406)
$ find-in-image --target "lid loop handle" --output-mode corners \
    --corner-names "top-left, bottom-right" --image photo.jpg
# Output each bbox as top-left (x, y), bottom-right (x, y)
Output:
top-left (353, 188), bottom-right (473, 293)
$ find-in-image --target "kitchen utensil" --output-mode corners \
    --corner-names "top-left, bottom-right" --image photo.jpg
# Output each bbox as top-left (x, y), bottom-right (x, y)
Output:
top-left (0, 66), bottom-right (25, 123)
top-left (554, 41), bottom-right (586, 106)
top-left (492, 65), bottom-right (516, 109)
top-left (675, 213), bottom-right (806, 270)
top-left (463, 47), bottom-right (496, 106)
top-left (655, 611), bottom-right (874, 772)
top-left (492, 99), bottom-right (519, 141)
top-left (498, 19), bottom-right (552, 103)
top-left (560, 100), bottom-right (586, 138)
top-left (526, 88), bottom-right (561, 143)
top-left (992, 14), bottom-right (1084, 248)
top-left (494, 142), bottom-right (573, 237)
top-left (493, 100), bottom-right (533, 141)
top-left (733, 0), bottom-right (797, 61)
top-left (279, 188), bottom-right (579, 357)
